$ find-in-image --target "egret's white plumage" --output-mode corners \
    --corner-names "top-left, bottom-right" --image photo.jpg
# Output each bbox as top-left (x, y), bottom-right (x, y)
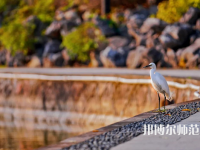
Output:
top-left (149, 63), bottom-right (171, 100)
top-left (144, 62), bottom-right (172, 110)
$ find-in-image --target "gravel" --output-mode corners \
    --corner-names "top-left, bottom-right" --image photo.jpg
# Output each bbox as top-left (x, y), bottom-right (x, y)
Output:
top-left (62, 101), bottom-right (200, 150)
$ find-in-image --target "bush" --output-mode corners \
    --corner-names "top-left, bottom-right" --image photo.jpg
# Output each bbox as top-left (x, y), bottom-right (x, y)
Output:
top-left (62, 22), bottom-right (107, 62)
top-left (0, 21), bottom-right (35, 55)
top-left (0, 0), bottom-right (56, 55)
top-left (156, 0), bottom-right (200, 23)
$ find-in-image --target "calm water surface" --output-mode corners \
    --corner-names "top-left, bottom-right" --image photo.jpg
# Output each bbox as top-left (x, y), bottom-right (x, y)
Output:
top-left (0, 126), bottom-right (77, 150)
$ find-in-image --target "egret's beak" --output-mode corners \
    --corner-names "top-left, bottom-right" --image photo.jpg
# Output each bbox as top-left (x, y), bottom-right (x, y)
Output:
top-left (143, 65), bottom-right (151, 68)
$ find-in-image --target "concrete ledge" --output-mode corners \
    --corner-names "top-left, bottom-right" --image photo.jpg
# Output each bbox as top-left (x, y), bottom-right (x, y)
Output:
top-left (0, 68), bottom-right (199, 79)
top-left (37, 99), bottom-right (200, 150)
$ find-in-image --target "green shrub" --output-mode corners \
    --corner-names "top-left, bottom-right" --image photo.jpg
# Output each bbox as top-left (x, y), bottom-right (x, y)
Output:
top-left (0, 21), bottom-right (35, 55)
top-left (0, 0), bottom-right (56, 55)
top-left (156, 0), bottom-right (200, 23)
top-left (62, 22), bottom-right (107, 62)
top-left (33, 0), bottom-right (55, 23)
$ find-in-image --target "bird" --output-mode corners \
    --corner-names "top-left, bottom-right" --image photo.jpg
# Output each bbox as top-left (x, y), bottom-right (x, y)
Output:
top-left (143, 62), bottom-right (172, 111)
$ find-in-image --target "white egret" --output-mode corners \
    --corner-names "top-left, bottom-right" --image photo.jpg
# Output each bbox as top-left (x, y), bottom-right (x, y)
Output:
top-left (143, 62), bottom-right (172, 111)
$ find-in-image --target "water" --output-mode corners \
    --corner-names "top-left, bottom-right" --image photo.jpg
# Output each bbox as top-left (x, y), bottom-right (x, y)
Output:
top-left (0, 108), bottom-right (109, 150)
top-left (0, 120), bottom-right (80, 150)
top-left (0, 126), bottom-right (75, 150)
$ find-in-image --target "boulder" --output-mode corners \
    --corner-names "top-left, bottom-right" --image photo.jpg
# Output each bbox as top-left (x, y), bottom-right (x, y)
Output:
top-left (146, 47), bottom-right (163, 64)
top-left (126, 46), bottom-right (147, 68)
top-left (140, 18), bottom-right (167, 33)
top-left (108, 36), bottom-right (130, 50)
top-left (166, 48), bottom-right (177, 68)
top-left (0, 50), bottom-right (7, 65)
top-left (64, 9), bottom-right (82, 25)
top-left (25, 15), bottom-right (46, 37)
top-left (189, 30), bottom-right (200, 44)
top-left (45, 21), bottom-right (62, 38)
top-left (8, 52), bottom-right (30, 67)
top-left (159, 34), bottom-right (181, 49)
top-left (27, 56), bottom-right (41, 68)
top-left (196, 18), bottom-right (200, 30)
top-left (133, 5), bottom-right (149, 17)
top-left (159, 23), bottom-right (193, 49)
top-left (180, 38), bottom-right (200, 61)
top-left (93, 16), bottom-right (118, 37)
top-left (118, 25), bottom-right (130, 37)
top-left (60, 20), bottom-right (78, 36)
top-left (43, 52), bottom-right (65, 67)
top-left (89, 51), bottom-right (103, 67)
top-left (179, 7), bottom-right (200, 25)
top-left (100, 46), bottom-right (128, 67)
top-left (128, 14), bottom-right (147, 29)
top-left (43, 39), bottom-right (62, 57)
top-left (124, 9), bottom-right (133, 21)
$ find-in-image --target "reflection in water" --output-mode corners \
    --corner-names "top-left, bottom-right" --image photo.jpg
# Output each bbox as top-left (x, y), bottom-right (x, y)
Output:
top-left (0, 125), bottom-right (77, 150)
top-left (0, 107), bottom-right (122, 150)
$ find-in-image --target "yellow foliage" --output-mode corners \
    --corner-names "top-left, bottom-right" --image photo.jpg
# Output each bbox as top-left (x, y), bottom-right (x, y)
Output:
top-left (156, 0), bottom-right (200, 23)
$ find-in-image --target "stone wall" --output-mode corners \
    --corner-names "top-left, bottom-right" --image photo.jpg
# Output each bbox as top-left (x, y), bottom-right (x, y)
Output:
top-left (0, 76), bottom-right (198, 126)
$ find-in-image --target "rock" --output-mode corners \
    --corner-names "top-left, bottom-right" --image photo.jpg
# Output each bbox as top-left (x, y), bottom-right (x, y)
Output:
top-left (25, 15), bottom-right (46, 37)
top-left (93, 16), bottom-right (118, 37)
top-left (159, 34), bottom-right (180, 49)
top-left (196, 18), bottom-right (200, 30)
top-left (179, 7), bottom-right (200, 25)
top-left (60, 19), bottom-right (78, 36)
top-left (118, 25), bottom-right (130, 37)
top-left (149, 5), bottom-right (158, 15)
top-left (43, 52), bottom-right (65, 67)
top-left (126, 46), bottom-right (147, 68)
top-left (100, 46), bottom-right (128, 67)
top-left (111, 11), bottom-right (124, 25)
top-left (64, 8), bottom-right (82, 25)
top-left (43, 39), bottom-right (62, 57)
top-left (108, 36), bottom-right (130, 50)
top-left (55, 10), bottom-right (65, 21)
top-left (124, 9), bottom-right (133, 21)
top-left (140, 18), bottom-right (167, 33)
top-left (127, 27), bottom-right (146, 46)
top-left (160, 23), bottom-right (193, 49)
top-left (146, 47), bottom-right (163, 64)
top-left (189, 30), bottom-right (200, 44)
top-left (0, 50), bottom-right (7, 65)
top-left (128, 14), bottom-right (147, 29)
top-left (89, 51), bottom-right (103, 67)
top-left (179, 38), bottom-right (200, 68)
top-left (45, 21), bottom-right (62, 38)
top-left (27, 56), bottom-right (41, 67)
top-left (133, 5), bottom-right (149, 17)
top-left (165, 48), bottom-right (177, 68)
top-left (42, 39), bottom-right (65, 67)
top-left (8, 52), bottom-right (30, 67)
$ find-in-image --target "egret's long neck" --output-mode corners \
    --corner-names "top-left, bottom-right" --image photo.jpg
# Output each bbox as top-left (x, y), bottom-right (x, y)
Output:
top-left (150, 68), bottom-right (156, 78)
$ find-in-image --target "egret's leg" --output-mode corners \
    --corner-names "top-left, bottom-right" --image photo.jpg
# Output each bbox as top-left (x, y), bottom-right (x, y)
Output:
top-left (157, 92), bottom-right (160, 111)
top-left (164, 94), bottom-right (166, 110)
